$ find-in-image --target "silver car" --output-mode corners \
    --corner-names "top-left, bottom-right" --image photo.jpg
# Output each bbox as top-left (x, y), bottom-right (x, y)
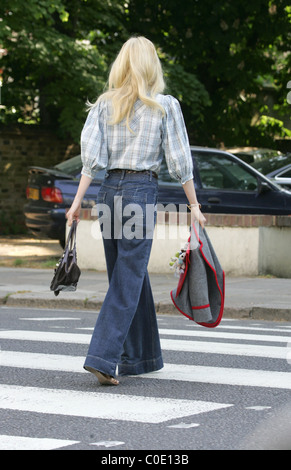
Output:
top-left (265, 162), bottom-right (291, 190)
top-left (228, 147), bottom-right (291, 190)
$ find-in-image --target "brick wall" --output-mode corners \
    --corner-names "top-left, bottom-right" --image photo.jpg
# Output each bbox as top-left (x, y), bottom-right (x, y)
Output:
top-left (0, 125), bottom-right (80, 234)
top-left (202, 213), bottom-right (291, 227)
top-left (80, 208), bottom-right (291, 227)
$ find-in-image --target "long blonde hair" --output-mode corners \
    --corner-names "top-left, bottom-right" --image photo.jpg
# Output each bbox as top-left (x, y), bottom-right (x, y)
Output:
top-left (90, 36), bottom-right (165, 131)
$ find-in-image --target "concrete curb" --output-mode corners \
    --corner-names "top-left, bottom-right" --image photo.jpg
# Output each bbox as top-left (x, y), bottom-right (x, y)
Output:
top-left (1, 267), bottom-right (291, 322)
top-left (1, 294), bottom-right (291, 322)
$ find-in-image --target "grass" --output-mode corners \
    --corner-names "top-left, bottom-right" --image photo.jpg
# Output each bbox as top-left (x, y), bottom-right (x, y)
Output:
top-left (0, 256), bottom-right (59, 269)
top-left (13, 258), bottom-right (24, 267)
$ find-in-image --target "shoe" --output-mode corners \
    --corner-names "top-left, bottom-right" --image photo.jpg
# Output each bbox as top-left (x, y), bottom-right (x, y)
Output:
top-left (86, 366), bottom-right (119, 386)
top-left (95, 371), bottom-right (119, 386)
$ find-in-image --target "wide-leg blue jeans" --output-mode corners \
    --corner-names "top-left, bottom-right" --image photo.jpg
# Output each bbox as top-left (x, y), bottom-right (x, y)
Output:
top-left (83, 171), bottom-right (164, 378)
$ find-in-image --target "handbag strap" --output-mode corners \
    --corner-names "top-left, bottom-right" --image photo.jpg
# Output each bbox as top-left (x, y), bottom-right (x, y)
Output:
top-left (68, 220), bottom-right (77, 251)
top-left (63, 220), bottom-right (77, 263)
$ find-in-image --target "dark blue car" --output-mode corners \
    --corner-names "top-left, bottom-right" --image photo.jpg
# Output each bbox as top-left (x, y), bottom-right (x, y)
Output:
top-left (24, 147), bottom-right (291, 246)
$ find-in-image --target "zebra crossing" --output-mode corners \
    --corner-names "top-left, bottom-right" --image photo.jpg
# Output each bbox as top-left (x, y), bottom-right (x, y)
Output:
top-left (1, 306), bottom-right (291, 450)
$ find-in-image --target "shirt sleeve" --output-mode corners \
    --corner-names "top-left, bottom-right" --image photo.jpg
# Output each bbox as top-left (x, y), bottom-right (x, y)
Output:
top-left (80, 100), bottom-right (108, 179)
top-left (161, 95), bottom-right (193, 184)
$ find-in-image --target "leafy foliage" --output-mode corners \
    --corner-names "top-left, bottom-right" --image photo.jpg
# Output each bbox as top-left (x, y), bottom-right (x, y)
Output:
top-left (0, 0), bottom-right (290, 146)
top-left (126, 0), bottom-right (291, 146)
top-left (0, 0), bottom-right (125, 139)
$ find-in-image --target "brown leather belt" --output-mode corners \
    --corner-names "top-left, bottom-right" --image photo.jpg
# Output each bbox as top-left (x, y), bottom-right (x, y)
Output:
top-left (108, 169), bottom-right (158, 179)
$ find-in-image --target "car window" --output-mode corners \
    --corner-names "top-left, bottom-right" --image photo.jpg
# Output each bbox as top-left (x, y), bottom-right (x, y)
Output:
top-left (158, 159), bottom-right (200, 189)
top-left (54, 155), bottom-right (82, 176)
top-left (276, 168), bottom-right (291, 178)
top-left (252, 155), bottom-right (291, 175)
top-left (54, 155), bottom-right (106, 180)
top-left (159, 160), bottom-right (178, 183)
top-left (194, 152), bottom-right (258, 191)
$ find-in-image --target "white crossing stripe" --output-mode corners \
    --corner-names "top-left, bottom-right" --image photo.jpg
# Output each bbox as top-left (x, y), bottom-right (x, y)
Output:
top-left (1, 350), bottom-right (291, 390)
top-left (20, 317), bottom-right (81, 321)
top-left (0, 435), bottom-right (79, 450)
top-left (0, 329), bottom-right (289, 359)
top-left (0, 384), bottom-right (233, 424)
top-left (159, 328), bottom-right (291, 343)
top-left (0, 330), bottom-right (90, 344)
top-left (0, 350), bottom-right (85, 372)
top-left (1, 318), bottom-right (289, 449)
top-left (79, 324), bottom-right (291, 334)
top-left (160, 338), bottom-right (287, 359)
top-left (206, 324), bottom-right (291, 334)
top-left (90, 440), bottom-right (125, 448)
top-left (136, 364), bottom-right (291, 390)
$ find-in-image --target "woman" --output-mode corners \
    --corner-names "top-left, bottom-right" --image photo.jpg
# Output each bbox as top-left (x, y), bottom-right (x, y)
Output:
top-left (66, 36), bottom-right (206, 385)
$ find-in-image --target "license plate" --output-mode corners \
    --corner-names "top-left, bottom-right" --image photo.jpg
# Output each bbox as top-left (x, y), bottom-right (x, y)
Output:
top-left (27, 187), bottom-right (39, 200)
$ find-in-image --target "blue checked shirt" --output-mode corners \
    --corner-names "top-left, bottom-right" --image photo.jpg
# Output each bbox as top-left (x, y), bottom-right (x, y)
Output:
top-left (81, 94), bottom-right (193, 184)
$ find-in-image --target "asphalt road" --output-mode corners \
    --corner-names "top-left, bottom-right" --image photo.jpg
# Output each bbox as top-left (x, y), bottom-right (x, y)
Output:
top-left (1, 306), bottom-right (291, 452)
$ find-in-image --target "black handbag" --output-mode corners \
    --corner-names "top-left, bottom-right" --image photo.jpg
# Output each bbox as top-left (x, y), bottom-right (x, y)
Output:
top-left (50, 220), bottom-right (81, 296)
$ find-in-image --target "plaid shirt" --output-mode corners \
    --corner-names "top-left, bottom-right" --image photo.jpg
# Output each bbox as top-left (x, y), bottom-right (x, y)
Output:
top-left (81, 94), bottom-right (193, 184)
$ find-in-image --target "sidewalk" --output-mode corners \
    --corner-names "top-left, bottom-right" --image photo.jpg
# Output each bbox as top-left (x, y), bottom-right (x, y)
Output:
top-left (0, 267), bottom-right (291, 321)
top-left (0, 236), bottom-right (291, 321)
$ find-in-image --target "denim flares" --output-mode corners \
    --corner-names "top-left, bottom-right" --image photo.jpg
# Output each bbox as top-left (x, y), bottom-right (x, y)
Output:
top-left (83, 170), bottom-right (164, 378)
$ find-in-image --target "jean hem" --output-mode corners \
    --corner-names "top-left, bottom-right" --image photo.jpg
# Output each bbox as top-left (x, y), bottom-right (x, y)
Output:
top-left (117, 355), bottom-right (164, 376)
top-left (84, 355), bottom-right (117, 377)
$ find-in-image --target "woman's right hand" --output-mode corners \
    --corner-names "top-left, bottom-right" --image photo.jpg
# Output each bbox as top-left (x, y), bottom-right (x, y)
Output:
top-left (65, 174), bottom-right (93, 226)
top-left (66, 200), bottom-right (81, 226)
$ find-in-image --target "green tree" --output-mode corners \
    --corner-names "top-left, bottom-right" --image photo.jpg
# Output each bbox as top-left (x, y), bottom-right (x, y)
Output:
top-left (126, 0), bottom-right (291, 146)
top-left (1, 1), bottom-right (290, 147)
top-left (0, 0), bottom-right (126, 140)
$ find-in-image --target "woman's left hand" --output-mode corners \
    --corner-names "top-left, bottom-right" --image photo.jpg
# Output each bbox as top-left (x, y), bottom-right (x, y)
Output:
top-left (190, 206), bottom-right (206, 229)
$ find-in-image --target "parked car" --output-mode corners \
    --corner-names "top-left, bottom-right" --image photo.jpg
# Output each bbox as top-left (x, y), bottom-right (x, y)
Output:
top-left (251, 154), bottom-right (291, 190)
top-left (228, 147), bottom-right (291, 190)
top-left (265, 162), bottom-right (291, 190)
top-left (24, 147), bottom-right (291, 246)
top-left (226, 147), bottom-right (284, 165)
